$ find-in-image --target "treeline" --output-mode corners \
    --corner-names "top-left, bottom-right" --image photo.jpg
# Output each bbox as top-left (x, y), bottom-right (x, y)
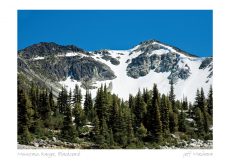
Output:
top-left (18, 81), bottom-right (213, 148)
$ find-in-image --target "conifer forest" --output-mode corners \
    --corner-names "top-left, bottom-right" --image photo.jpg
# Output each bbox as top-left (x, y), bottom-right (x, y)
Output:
top-left (18, 76), bottom-right (213, 149)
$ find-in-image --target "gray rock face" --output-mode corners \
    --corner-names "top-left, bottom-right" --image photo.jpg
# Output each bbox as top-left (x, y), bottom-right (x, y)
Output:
top-left (199, 57), bottom-right (213, 69)
top-left (94, 50), bottom-right (120, 65)
top-left (101, 55), bottom-right (120, 65)
top-left (18, 42), bottom-right (90, 59)
top-left (18, 43), bottom-right (117, 93)
top-left (168, 68), bottom-right (191, 82)
top-left (127, 51), bottom-right (191, 82)
top-left (110, 57), bottom-right (120, 65)
top-left (21, 56), bottom-right (116, 82)
top-left (69, 56), bottom-right (116, 81)
top-left (126, 54), bottom-right (151, 78)
top-left (126, 40), bottom-right (196, 81)
top-left (199, 57), bottom-right (213, 82)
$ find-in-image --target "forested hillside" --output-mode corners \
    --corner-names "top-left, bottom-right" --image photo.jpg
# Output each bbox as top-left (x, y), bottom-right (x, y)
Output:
top-left (18, 76), bottom-right (213, 149)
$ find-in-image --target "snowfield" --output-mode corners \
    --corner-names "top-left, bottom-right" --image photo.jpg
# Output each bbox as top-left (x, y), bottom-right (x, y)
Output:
top-left (59, 45), bottom-right (212, 103)
top-left (33, 56), bottom-right (45, 60)
top-left (56, 52), bottom-right (88, 58)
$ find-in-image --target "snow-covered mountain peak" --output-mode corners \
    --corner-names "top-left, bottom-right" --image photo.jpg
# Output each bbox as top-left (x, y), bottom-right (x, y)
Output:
top-left (129, 39), bottom-right (198, 60)
top-left (18, 41), bottom-right (212, 103)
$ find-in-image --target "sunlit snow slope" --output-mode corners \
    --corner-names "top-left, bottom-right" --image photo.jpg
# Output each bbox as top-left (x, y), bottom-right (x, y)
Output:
top-left (59, 40), bottom-right (212, 103)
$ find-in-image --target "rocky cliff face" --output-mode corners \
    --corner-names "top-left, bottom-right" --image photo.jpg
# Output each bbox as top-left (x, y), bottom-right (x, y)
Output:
top-left (127, 40), bottom-right (193, 83)
top-left (18, 42), bottom-right (116, 82)
top-left (199, 57), bottom-right (213, 81)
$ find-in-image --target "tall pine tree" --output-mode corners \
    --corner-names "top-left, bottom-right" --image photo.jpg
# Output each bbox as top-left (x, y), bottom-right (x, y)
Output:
top-left (207, 85), bottom-right (213, 116)
top-left (149, 84), bottom-right (162, 143)
top-left (73, 84), bottom-right (82, 104)
top-left (134, 89), bottom-right (146, 131)
top-left (57, 87), bottom-right (68, 115)
top-left (200, 88), bottom-right (210, 133)
top-left (84, 90), bottom-right (94, 122)
top-left (169, 79), bottom-right (177, 113)
top-left (160, 94), bottom-right (170, 134)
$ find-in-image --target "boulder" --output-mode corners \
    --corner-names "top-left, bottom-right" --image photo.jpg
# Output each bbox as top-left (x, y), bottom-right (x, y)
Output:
top-left (52, 137), bottom-right (57, 142)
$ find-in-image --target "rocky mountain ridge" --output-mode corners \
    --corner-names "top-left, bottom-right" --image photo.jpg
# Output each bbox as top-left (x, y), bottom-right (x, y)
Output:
top-left (18, 40), bottom-right (213, 101)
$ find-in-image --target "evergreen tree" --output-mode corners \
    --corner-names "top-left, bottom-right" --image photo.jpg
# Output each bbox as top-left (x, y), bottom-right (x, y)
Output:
top-left (137, 123), bottom-right (147, 141)
top-left (169, 111), bottom-right (177, 133)
top-left (73, 102), bottom-right (85, 135)
top-left (48, 88), bottom-right (56, 114)
top-left (127, 113), bottom-right (135, 145)
top-left (193, 88), bottom-right (211, 136)
top-left (103, 84), bottom-right (110, 122)
top-left (169, 79), bottom-right (176, 113)
top-left (152, 100), bottom-right (162, 143)
top-left (142, 88), bottom-right (150, 129)
top-left (73, 84), bottom-right (82, 104)
top-left (194, 89), bottom-right (201, 108)
top-left (93, 115), bottom-right (102, 145)
top-left (35, 86), bottom-right (40, 105)
top-left (128, 94), bottom-right (135, 129)
top-left (94, 85), bottom-right (109, 125)
top-left (178, 110), bottom-right (187, 132)
top-left (207, 85), bottom-right (213, 116)
top-left (152, 84), bottom-right (160, 105)
top-left (188, 102), bottom-right (193, 118)
top-left (175, 100), bottom-right (182, 110)
top-left (182, 96), bottom-right (188, 110)
top-left (109, 129), bottom-right (114, 147)
top-left (29, 82), bottom-right (38, 113)
top-left (38, 90), bottom-right (52, 127)
top-left (28, 83), bottom-right (44, 135)
top-left (84, 90), bottom-right (94, 122)
top-left (94, 88), bottom-right (102, 123)
top-left (60, 103), bottom-right (76, 142)
top-left (110, 95), bottom-right (120, 133)
top-left (116, 113), bottom-right (128, 146)
top-left (100, 117), bottom-right (110, 147)
top-left (145, 96), bottom-right (152, 133)
top-left (48, 88), bottom-right (64, 130)
top-left (160, 94), bottom-right (170, 134)
top-left (57, 87), bottom-right (77, 142)
top-left (142, 88), bottom-right (151, 104)
top-left (18, 89), bottom-right (33, 144)
top-left (147, 84), bottom-right (162, 143)
top-left (57, 87), bottom-right (68, 114)
top-left (194, 107), bottom-right (204, 137)
top-left (199, 88), bottom-right (206, 110)
top-left (110, 101), bottom-right (128, 146)
top-left (128, 94), bottom-right (135, 110)
top-left (134, 89), bottom-right (146, 130)
top-left (68, 90), bottom-right (72, 105)
top-left (199, 88), bottom-right (210, 133)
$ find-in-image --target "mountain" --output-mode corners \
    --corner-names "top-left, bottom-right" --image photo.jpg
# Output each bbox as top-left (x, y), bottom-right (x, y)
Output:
top-left (17, 40), bottom-right (213, 102)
